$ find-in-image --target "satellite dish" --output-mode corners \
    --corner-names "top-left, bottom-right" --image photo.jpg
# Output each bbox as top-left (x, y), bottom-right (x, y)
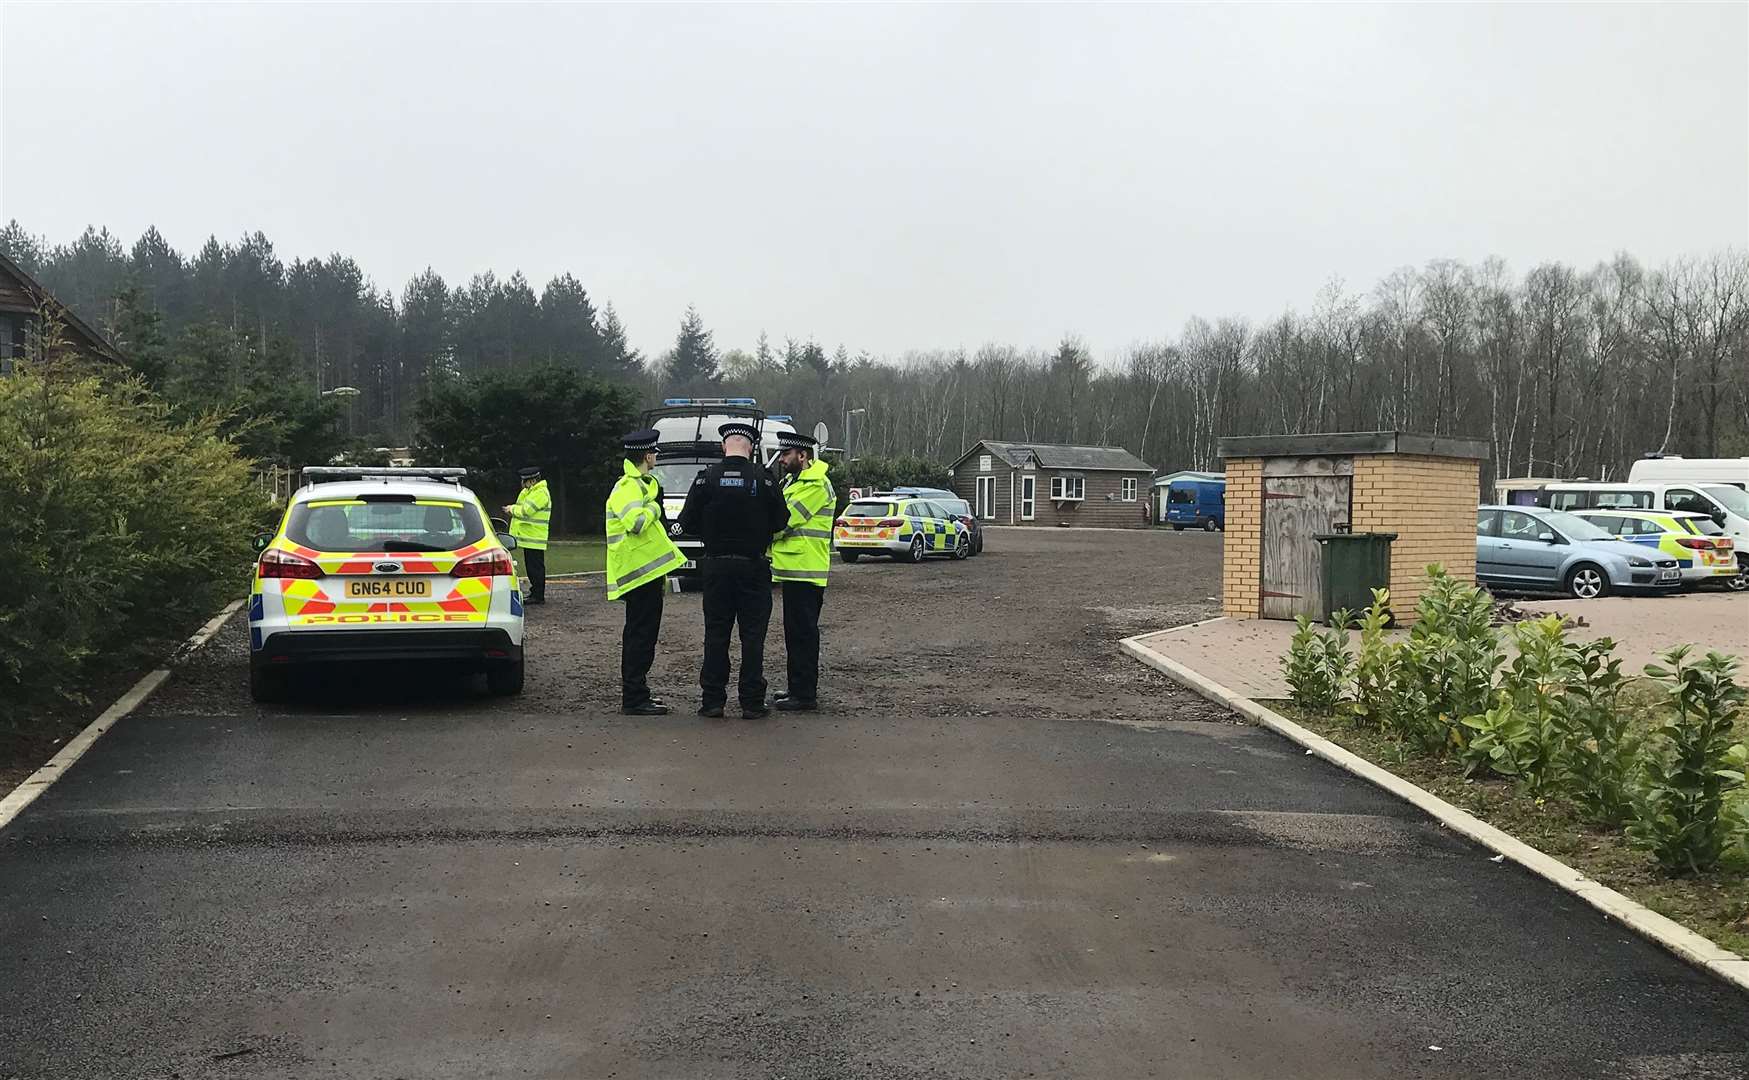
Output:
top-left (813, 421), bottom-right (829, 446)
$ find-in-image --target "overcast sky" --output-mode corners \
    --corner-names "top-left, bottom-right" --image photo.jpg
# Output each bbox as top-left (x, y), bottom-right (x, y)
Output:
top-left (2, 2), bottom-right (1744, 362)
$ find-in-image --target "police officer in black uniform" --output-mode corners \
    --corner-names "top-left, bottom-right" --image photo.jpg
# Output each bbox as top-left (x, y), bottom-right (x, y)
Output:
top-left (677, 421), bottom-right (788, 718)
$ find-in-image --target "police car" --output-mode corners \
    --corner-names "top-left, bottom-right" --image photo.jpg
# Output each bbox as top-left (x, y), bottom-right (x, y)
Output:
top-left (248, 467), bottom-right (526, 702)
top-left (834, 493), bottom-right (971, 563)
top-left (1571, 508), bottom-right (1742, 590)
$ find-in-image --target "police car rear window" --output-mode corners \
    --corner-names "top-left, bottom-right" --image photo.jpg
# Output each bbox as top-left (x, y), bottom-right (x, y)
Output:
top-left (844, 501), bottom-right (895, 519)
top-left (286, 496), bottom-right (487, 553)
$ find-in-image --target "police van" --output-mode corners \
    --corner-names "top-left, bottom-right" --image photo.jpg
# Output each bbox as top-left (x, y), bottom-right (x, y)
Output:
top-left (644, 398), bottom-right (798, 579)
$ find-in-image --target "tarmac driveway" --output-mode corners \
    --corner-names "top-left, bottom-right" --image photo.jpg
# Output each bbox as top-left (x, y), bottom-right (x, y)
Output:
top-left (1, 528), bottom-right (1744, 1079)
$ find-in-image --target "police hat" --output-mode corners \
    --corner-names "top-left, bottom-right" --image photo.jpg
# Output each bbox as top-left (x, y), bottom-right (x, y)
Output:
top-left (775, 430), bottom-right (817, 451)
top-left (517, 466), bottom-right (543, 480)
top-left (622, 428), bottom-right (661, 452)
top-left (717, 421), bottom-right (760, 444)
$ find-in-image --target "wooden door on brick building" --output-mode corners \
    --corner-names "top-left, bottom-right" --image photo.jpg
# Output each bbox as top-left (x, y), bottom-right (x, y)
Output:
top-left (1261, 470), bottom-right (1352, 620)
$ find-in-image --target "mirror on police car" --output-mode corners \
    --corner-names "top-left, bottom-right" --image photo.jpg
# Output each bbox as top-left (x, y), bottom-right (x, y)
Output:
top-left (489, 516), bottom-right (511, 533)
top-left (251, 533), bottom-right (272, 553)
top-left (498, 533), bottom-right (518, 551)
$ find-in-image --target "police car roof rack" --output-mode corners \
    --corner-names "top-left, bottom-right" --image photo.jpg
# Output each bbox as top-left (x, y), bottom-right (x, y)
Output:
top-left (301, 466), bottom-right (467, 486)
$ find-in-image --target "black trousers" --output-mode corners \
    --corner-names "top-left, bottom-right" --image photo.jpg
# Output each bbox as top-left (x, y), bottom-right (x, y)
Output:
top-left (700, 557), bottom-right (772, 709)
top-left (781, 582), bottom-right (825, 703)
top-left (523, 547), bottom-right (546, 600)
top-left (621, 578), bottom-right (664, 707)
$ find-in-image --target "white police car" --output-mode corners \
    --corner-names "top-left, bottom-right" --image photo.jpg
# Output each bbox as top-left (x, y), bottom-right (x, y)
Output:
top-left (248, 467), bottom-right (526, 701)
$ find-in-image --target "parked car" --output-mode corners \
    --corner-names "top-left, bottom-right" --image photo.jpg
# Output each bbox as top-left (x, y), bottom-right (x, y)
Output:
top-left (834, 496), bottom-right (971, 563)
top-left (1476, 505), bottom-right (1681, 599)
top-left (1537, 481), bottom-right (1749, 583)
top-left (887, 487), bottom-right (983, 554)
top-left (1572, 509), bottom-right (1742, 591)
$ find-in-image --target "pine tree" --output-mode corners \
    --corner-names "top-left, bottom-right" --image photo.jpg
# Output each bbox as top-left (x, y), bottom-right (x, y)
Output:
top-left (109, 281), bottom-right (170, 386)
top-left (666, 305), bottom-right (719, 385)
top-left (598, 303), bottom-right (643, 375)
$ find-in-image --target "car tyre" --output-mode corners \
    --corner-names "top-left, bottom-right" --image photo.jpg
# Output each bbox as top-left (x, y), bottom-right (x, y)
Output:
top-left (1565, 564), bottom-right (1609, 600)
top-left (1727, 566), bottom-right (1748, 592)
top-left (907, 535), bottom-right (926, 563)
top-left (487, 654), bottom-right (525, 696)
top-left (840, 551), bottom-right (861, 564)
top-left (953, 533), bottom-right (970, 560)
top-left (249, 662), bottom-right (289, 705)
top-left (1203, 519), bottom-right (1218, 532)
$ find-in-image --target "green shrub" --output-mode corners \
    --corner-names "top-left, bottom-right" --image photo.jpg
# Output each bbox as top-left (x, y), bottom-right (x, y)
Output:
top-left (834, 455), bottom-right (953, 511)
top-left (1283, 613), bottom-right (1352, 712)
top-left (1551, 638), bottom-right (1641, 827)
top-left (1627, 648), bottom-right (1747, 876)
top-left (1348, 589), bottom-right (1400, 732)
top-left (0, 368), bottom-right (266, 728)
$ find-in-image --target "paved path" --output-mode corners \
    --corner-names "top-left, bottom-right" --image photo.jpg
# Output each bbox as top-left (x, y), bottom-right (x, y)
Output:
top-left (2, 529), bottom-right (1744, 1079)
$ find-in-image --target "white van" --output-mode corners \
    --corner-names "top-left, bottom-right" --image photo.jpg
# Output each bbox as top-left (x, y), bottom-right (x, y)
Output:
top-left (1540, 481), bottom-right (1749, 582)
top-left (642, 397), bottom-right (799, 578)
top-left (1627, 456), bottom-right (1749, 488)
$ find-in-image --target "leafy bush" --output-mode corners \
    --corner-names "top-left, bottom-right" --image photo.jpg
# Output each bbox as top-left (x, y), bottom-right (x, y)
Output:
top-left (835, 456), bottom-right (953, 509)
top-left (1551, 638), bottom-right (1640, 827)
top-left (1405, 567), bottom-right (1501, 744)
top-left (1627, 648), bottom-right (1747, 876)
top-left (1348, 589), bottom-right (1400, 732)
top-left (1284, 614), bottom-right (1352, 712)
top-left (414, 366), bottom-right (638, 535)
top-left (0, 367), bottom-right (267, 729)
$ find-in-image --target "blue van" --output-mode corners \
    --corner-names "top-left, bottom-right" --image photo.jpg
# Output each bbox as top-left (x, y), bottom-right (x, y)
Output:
top-left (1165, 477), bottom-right (1225, 531)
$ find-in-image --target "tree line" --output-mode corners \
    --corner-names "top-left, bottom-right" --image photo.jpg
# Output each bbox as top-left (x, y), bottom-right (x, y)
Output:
top-left (5, 220), bottom-right (1745, 484)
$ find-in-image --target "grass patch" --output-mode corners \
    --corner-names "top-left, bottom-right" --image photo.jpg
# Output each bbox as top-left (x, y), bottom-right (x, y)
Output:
top-left (518, 539), bottom-right (606, 576)
top-left (1271, 700), bottom-right (1749, 956)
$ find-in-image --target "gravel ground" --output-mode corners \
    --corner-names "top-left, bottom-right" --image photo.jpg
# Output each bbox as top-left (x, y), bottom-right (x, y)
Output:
top-left (2, 527), bottom-right (1746, 1080)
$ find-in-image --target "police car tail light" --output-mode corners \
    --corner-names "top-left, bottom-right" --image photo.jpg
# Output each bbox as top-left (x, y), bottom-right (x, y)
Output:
top-left (1675, 537), bottom-right (1713, 550)
top-left (258, 548), bottom-right (323, 579)
top-left (878, 518), bottom-right (903, 528)
top-left (453, 549), bottom-right (514, 578)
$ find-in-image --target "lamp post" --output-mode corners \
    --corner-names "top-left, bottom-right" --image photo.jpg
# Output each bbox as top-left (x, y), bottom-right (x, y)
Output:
top-left (844, 406), bottom-right (866, 460)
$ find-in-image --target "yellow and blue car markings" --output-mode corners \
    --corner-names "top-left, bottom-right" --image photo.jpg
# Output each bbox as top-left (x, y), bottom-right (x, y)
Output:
top-left (1577, 509), bottom-right (1735, 578)
top-left (833, 498), bottom-right (968, 558)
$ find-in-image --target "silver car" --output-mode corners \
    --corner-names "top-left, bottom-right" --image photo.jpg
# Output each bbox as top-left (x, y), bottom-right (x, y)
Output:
top-left (1476, 505), bottom-right (1681, 599)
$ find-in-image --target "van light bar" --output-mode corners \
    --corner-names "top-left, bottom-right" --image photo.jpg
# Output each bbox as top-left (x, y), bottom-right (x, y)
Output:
top-left (661, 397), bottom-right (759, 407)
top-left (766, 414), bottom-right (792, 422)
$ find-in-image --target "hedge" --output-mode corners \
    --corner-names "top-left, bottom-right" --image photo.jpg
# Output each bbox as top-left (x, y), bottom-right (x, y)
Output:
top-left (0, 370), bottom-right (268, 729)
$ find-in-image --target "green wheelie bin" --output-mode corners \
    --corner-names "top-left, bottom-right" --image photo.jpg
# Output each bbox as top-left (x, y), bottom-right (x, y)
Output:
top-left (1314, 528), bottom-right (1396, 625)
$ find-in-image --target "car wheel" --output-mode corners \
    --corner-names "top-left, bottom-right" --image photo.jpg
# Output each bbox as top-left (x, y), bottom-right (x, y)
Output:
top-left (840, 551), bottom-right (861, 564)
top-left (908, 535), bottom-right (926, 563)
top-left (1203, 518), bottom-right (1218, 532)
top-left (1727, 566), bottom-right (1749, 592)
top-left (1565, 564), bottom-right (1609, 600)
top-left (249, 661), bottom-right (288, 704)
top-left (953, 534), bottom-right (970, 560)
top-left (487, 654), bottom-right (525, 696)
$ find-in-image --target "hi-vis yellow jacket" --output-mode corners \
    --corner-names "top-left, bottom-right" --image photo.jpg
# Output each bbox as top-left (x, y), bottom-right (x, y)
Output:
top-left (508, 480), bottom-right (551, 551)
top-left (605, 460), bottom-right (685, 601)
top-left (770, 459), bottom-right (834, 587)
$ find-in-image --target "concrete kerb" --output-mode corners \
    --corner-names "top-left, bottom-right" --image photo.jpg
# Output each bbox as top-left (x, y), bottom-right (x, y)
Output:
top-left (0, 598), bottom-right (244, 833)
top-left (1118, 630), bottom-right (1749, 996)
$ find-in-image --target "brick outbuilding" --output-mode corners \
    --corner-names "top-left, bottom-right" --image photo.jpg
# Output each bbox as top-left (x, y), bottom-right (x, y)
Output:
top-left (1218, 432), bottom-right (1488, 623)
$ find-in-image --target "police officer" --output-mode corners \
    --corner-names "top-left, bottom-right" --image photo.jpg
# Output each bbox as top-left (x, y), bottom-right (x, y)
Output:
top-left (769, 431), bottom-right (833, 711)
top-left (607, 429), bottom-right (687, 715)
top-left (677, 421), bottom-right (787, 718)
top-left (504, 466), bottom-right (551, 604)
